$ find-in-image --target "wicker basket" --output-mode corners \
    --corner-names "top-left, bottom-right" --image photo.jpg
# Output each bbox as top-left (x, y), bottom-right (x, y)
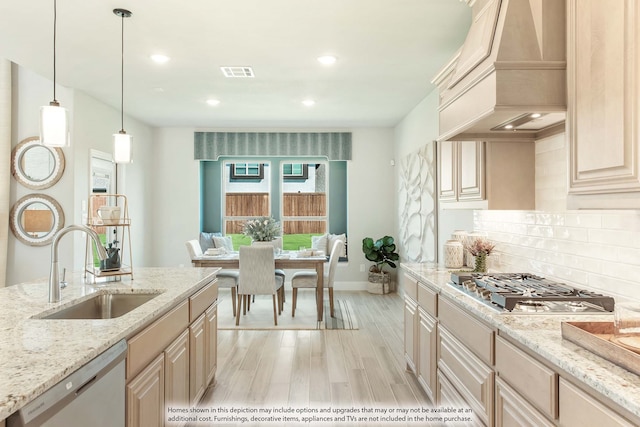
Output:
top-left (367, 271), bottom-right (391, 294)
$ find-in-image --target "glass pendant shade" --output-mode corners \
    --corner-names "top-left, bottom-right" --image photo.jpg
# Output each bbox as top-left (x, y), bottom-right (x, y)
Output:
top-left (40, 102), bottom-right (69, 147)
top-left (113, 131), bottom-right (132, 163)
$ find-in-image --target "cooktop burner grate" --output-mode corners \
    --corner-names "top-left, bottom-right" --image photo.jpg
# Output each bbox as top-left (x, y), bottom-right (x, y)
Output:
top-left (450, 272), bottom-right (615, 312)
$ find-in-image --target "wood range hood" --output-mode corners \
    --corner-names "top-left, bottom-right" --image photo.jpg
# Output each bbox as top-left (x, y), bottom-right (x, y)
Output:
top-left (432, 0), bottom-right (567, 142)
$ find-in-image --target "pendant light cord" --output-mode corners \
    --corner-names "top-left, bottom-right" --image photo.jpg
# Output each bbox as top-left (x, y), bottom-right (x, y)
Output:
top-left (120, 11), bottom-right (125, 132)
top-left (52, 0), bottom-right (57, 102)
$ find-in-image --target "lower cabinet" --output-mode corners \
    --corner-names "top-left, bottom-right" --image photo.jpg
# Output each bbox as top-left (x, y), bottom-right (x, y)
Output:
top-left (417, 308), bottom-right (437, 402)
top-left (495, 378), bottom-right (554, 427)
top-left (126, 280), bottom-right (218, 427)
top-left (404, 295), bottom-right (418, 373)
top-left (559, 379), bottom-right (637, 427)
top-left (127, 353), bottom-right (165, 427)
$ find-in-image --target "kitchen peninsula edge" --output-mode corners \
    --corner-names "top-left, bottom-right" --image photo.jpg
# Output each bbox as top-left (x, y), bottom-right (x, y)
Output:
top-left (0, 267), bottom-right (219, 421)
top-left (401, 263), bottom-right (640, 424)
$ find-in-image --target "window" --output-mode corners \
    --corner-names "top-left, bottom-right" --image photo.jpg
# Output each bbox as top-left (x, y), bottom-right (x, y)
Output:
top-left (283, 163), bottom-right (308, 180)
top-left (230, 162), bottom-right (264, 180)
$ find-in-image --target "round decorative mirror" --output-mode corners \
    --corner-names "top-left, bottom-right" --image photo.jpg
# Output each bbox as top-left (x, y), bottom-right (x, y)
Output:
top-left (10, 194), bottom-right (65, 246)
top-left (11, 136), bottom-right (65, 190)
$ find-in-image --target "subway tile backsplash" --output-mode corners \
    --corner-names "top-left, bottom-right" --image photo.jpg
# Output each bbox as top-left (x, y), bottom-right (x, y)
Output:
top-left (474, 210), bottom-right (640, 301)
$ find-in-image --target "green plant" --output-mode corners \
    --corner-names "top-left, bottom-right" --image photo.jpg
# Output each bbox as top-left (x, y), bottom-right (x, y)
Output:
top-left (362, 235), bottom-right (400, 273)
top-left (242, 216), bottom-right (281, 241)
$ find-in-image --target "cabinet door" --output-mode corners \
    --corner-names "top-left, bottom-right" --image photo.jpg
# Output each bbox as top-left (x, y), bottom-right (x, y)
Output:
top-left (205, 303), bottom-right (218, 386)
top-left (189, 313), bottom-right (207, 406)
top-left (127, 353), bottom-right (165, 427)
top-left (496, 377), bottom-right (554, 427)
top-left (559, 379), bottom-right (636, 427)
top-left (417, 308), bottom-right (437, 403)
top-left (165, 329), bottom-right (190, 420)
top-left (404, 296), bottom-right (418, 373)
top-left (457, 141), bottom-right (484, 201)
top-left (439, 140), bottom-right (457, 201)
top-left (568, 0), bottom-right (640, 200)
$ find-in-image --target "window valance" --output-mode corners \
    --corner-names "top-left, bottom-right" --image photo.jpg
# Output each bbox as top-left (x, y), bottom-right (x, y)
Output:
top-left (194, 131), bottom-right (352, 161)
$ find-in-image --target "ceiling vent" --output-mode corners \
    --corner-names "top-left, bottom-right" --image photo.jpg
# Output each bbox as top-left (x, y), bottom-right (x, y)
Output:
top-left (220, 66), bottom-right (254, 78)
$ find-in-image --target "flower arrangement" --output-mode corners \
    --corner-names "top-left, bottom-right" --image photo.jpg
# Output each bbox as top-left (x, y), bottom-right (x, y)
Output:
top-left (465, 237), bottom-right (495, 272)
top-left (242, 216), bottom-right (281, 242)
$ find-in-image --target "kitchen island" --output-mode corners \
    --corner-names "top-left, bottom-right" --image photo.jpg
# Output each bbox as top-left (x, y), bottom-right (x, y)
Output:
top-left (0, 267), bottom-right (218, 422)
top-left (402, 263), bottom-right (640, 426)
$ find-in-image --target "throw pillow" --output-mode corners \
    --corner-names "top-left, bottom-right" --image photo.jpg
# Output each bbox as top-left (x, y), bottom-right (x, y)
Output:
top-left (327, 233), bottom-right (347, 258)
top-left (311, 234), bottom-right (328, 254)
top-left (213, 236), bottom-right (234, 252)
top-left (199, 232), bottom-right (222, 251)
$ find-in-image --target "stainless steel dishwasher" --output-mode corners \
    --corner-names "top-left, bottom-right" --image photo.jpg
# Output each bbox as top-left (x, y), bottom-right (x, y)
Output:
top-left (8, 339), bottom-right (127, 427)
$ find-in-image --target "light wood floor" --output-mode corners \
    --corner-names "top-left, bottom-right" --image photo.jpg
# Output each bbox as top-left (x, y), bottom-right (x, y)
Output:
top-left (195, 290), bottom-right (432, 424)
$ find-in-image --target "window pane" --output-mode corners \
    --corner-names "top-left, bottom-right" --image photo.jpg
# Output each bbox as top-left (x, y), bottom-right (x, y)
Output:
top-left (281, 162), bottom-right (327, 238)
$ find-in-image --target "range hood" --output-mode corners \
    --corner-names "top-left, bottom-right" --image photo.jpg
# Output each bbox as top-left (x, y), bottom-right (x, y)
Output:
top-left (432, 0), bottom-right (566, 141)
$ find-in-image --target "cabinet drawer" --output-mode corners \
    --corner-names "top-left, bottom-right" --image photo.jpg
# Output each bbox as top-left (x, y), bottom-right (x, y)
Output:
top-left (439, 327), bottom-right (494, 427)
top-left (559, 378), bottom-right (637, 427)
top-left (403, 273), bottom-right (418, 301)
top-left (418, 282), bottom-right (437, 317)
top-left (190, 280), bottom-right (218, 322)
top-left (438, 297), bottom-right (494, 364)
top-left (496, 377), bottom-right (554, 427)
top-left (496, 335), bottom-right (558, 419)
top-left (127, 300), bottom-right (189, 379)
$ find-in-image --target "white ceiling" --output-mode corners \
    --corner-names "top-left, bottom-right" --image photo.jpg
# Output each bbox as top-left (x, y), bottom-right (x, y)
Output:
top-left (0, 0), bottom-right (470, 128)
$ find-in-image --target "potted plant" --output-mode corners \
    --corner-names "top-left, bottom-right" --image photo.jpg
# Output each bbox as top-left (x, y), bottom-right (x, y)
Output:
top-left (362, 235), bottom-right (400, 294)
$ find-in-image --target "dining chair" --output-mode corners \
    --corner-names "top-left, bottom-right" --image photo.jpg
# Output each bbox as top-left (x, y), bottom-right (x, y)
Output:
top-left (185, 239), bottom-right (240, 316)
top-left (290, 239), bottom-right (343, 317)
top-left (238, 245), bottom-right (284, 326)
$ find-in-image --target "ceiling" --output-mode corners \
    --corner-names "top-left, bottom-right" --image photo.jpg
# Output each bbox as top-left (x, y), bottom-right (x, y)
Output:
top-left (0, 0), bottom-right (470, 129)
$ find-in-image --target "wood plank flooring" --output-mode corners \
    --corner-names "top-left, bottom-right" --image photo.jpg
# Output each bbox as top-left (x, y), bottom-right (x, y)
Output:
top-left (193, 290), bottom-right (433, 425)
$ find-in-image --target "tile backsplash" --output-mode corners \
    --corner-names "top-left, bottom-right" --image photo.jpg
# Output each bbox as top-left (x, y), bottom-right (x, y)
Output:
top-left (474, 210), bottom-right (640, 301)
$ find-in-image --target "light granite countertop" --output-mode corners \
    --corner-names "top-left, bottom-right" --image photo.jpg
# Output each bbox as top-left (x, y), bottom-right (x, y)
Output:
top-left (0, 267), bottom-right (218, 421)
top-left (401, 263), bottom-right (640, 420)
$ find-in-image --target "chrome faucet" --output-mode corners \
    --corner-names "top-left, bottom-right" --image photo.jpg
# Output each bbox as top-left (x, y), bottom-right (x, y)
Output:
top-left (49, 225), bottom-right (108, 303)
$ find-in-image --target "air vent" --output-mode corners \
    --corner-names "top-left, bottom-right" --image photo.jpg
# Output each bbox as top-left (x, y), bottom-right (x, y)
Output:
top-left (220, 66), bottom-right (254, 78)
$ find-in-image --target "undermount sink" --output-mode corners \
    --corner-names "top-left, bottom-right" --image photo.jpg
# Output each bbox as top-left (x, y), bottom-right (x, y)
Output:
top-left (38, 292), bottom-right (162, 320)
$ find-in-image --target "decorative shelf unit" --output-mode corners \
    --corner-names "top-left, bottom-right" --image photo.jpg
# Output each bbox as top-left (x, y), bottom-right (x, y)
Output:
top-left (84, 194), bottom-right (133, 282)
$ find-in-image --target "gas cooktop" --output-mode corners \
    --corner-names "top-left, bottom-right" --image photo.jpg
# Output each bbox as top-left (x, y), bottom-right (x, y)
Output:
top-left (449, 272), bottom-right (615, 314)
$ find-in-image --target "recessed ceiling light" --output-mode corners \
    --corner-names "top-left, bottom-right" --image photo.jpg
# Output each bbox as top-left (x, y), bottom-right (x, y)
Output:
top-left (206, 99), bottom-right (220, 106)
top-left (302, 99), bottom-right (315, 107)
top-left (505, 124), bottom-right (514, 129)
top-left (530, 113), bottom-right (542, 118)
top-left (317, 55), bottom-right (337, 66)
top-left (150, 54), bottom-right (170, 64)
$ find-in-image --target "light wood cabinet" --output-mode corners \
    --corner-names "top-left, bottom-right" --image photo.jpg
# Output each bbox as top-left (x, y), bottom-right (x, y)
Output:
top-left (559, 379), bottom-right (636, 427)
top-left (567, 0), bottom-right (640, 208)
top-left (403, 295), bottom-right (418, 373)
top-left (165, 330), bottom-right (190, 426)
top-left (205, 304), bottom-right (218, 385)
top-left (126, 279), bottom-right (219, 427)
top-left (189, 314), bottom-right (207, 406)
top-left (439, 140), bottom-right (534, 209)
top-left (417, 308), bottom-right (437, 403)
top-left (496, 377), bottom-right (554, 427)
top-left (127, 353), bottom-right (165, 427)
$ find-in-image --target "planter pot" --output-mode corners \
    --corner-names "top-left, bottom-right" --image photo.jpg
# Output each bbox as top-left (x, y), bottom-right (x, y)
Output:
top-left (367, 271), bottom-right (391, 294)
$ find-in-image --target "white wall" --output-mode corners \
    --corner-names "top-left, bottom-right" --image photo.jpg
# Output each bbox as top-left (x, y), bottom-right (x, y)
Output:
top-left (7, 64), bottom-right (153, 285)
top-left (150, 127), bottom-right (396, 287)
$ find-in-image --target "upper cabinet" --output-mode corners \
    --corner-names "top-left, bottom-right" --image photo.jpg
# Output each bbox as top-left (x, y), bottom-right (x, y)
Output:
top-left (567, 0), bottom-right (640, 208)
top-left (439, 140), bottom-right (535, 210)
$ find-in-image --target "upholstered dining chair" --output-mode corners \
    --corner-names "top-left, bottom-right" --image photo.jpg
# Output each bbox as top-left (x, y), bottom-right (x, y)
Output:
top-left (238, 245), bottom-right (284, 326)
top-left (185, 239), bottom-right (240, 316)
top-left (290, 239), bottom-right (343, 318)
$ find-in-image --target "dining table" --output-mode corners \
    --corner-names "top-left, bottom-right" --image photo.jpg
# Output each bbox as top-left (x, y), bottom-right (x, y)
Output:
top-left (191, 251), bottom-right (327, 321)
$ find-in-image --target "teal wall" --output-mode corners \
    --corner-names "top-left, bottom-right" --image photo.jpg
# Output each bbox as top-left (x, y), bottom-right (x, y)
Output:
top-left (200, 158), bottom-right (347, 234)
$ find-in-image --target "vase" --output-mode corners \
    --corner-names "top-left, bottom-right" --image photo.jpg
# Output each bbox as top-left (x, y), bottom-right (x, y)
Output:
top-left (474, 252), bottom-right (487, 273)
top-left (444, 240), bottom-right (464, 268)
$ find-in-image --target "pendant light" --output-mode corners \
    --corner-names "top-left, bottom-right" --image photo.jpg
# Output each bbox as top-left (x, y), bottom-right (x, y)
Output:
top-left (113, 8), bottom-right (133, 163)
top-left (40, 0), bottom-right (69, 147)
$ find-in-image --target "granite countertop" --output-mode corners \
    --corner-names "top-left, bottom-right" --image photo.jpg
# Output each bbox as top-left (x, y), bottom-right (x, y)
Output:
top-left (0, 267), bottom-right (218, 420)
top-left (401, 263), bottom-right (640, 420)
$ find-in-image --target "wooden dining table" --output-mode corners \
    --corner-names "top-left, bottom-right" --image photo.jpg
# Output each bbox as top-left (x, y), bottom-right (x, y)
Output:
top-left (191, 253), bottom-right (327, 321)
